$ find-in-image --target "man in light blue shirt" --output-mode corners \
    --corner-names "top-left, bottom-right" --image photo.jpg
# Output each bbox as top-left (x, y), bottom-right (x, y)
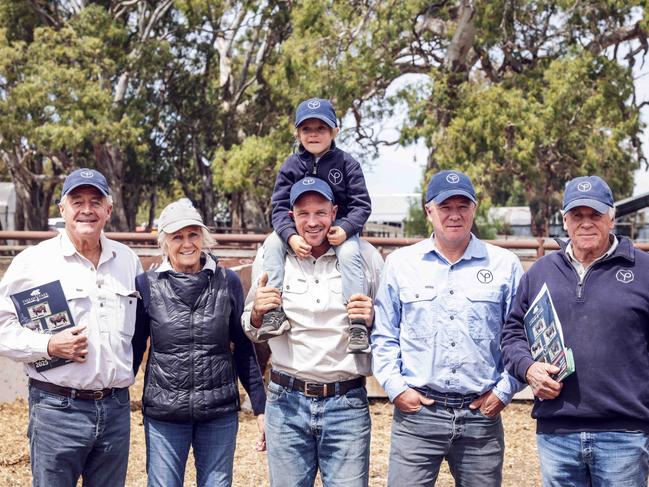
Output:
top-left (372, 170), bottom-right (525, 487)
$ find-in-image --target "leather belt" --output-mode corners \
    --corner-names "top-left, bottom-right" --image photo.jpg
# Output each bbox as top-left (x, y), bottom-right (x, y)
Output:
top-left (270, 370), bottom-right (365, 398)
top-left (415, 387), bottom-right (478, 409)
top-left (29, 378), bottom-right (122, 401)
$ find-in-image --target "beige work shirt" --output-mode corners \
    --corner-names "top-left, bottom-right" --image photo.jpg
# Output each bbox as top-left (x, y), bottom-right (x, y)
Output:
top-left (242, 240), bottom-right (383, 383)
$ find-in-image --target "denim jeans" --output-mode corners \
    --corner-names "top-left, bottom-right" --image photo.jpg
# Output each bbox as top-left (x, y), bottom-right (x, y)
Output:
top-left (263, 229), bottom-right (367, 301)
top-left (537, 431), bottom-right (649, 487)
top-left (265, 379), bottom-right (371, 487)
top-left (388, 403), bottom-right (504, 487)
top-left (144, 412), bottom-right (238, 487)
top-left (27, 385), bottom-right (130, 487)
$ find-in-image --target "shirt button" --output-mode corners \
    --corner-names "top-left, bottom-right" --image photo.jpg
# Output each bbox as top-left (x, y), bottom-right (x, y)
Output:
top-left (315, 279), bottom-right (319, 284)
top-left (449, 290), bottom-right (454, 295)
top-left (286, 285), bottom-right (290, 290)
top-left (452, 369), bottom-right (456, 374)
top-left (451, 342), bottom-right (455, 347)
top-left (415, 294), bottom-right (419, 298)
top-left (450, 316), bottom-right (454, 320)
top-left (316, 299), bottom-right (320, 303)
top-left (446, 380), bottom-right (450, 385)
top-left (100, 303), bottom-right (104, 307)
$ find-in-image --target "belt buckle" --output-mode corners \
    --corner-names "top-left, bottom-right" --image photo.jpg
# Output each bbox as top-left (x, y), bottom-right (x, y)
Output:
top-left (92, 390), bottom-right (106, 400)
top-left (304, 382), bottom-right (325, 398)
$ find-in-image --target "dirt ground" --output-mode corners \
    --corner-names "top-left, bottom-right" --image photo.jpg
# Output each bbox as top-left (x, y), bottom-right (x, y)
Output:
top-left (0, 375), bottom-right (542, 487)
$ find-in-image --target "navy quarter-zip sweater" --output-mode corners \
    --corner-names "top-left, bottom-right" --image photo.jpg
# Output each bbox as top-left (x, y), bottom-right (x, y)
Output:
top-left (271, 141), bottom-right (371, 244)
top-left (501, 236), bottom-right (649, 434)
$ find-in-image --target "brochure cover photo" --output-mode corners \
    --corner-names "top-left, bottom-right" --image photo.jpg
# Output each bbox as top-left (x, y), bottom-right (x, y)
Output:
top-left (523, 283), bottom-right (575, 382)
top-left (10, 280), bottom-right (76, 372)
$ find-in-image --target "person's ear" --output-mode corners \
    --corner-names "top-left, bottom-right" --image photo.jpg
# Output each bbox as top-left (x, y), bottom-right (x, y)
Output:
top-left (331, 127), bottom-right (340, 139)
top-left (289, 210), bottom-right (294, 221)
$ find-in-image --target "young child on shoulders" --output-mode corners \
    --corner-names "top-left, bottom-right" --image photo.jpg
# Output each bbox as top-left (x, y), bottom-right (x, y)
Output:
top-left (259, 98), bottom-right (372, 354)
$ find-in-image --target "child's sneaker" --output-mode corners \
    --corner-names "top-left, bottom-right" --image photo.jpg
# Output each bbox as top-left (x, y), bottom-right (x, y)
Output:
top-left (257, 308), bottom-right (291, 341)
top-left (347, 320), bottom-right (370, 354)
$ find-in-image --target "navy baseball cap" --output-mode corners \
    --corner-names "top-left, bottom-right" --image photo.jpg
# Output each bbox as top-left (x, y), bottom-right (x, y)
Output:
top-left (61, 168), bottom-right (110, 197)
top-left (563, 176), bottom-right (614, 214)
top-left (295, 98), bottom-right (338, 128)
top-left (289, 177), bottom-right (335, 207)
top-left (425, 170), bottom-right (476, 205)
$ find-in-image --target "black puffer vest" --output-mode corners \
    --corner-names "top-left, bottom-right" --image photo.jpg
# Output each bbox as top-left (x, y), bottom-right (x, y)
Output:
top-left (142, 257), bottom-right (240, 422)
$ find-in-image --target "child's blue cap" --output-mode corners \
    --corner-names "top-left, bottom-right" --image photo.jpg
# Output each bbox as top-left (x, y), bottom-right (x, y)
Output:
top-left (295, 98), bottom-right (337, 128)
top-left (289, 177), bottom-right (335, 207)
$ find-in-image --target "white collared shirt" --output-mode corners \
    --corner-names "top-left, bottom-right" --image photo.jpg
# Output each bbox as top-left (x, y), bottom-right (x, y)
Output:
top-left (0, 232), bottom-right (142, 389)
top-left (242, 241), bottom-right (383, 383)
top-left (565, 234), bottom-right (618, 280)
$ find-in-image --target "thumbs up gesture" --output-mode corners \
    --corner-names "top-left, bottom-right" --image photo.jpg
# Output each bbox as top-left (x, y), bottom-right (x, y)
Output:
top-left (251, 272), bottom-right (281, 328)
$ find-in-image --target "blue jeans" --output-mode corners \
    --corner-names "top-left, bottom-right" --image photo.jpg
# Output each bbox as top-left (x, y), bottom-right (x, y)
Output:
top-left (144, 412), bottom-right (238, 487)
top-left (27, 385), bottom-right (130, 487)
top-left (265, 378), bottom-right (371, 487)
top-left (388, 403), bottom-right (504, 487)
top-left (263, 229), bottom-right (367, 301)
top-left (537, 431), bottom-right (649, 487)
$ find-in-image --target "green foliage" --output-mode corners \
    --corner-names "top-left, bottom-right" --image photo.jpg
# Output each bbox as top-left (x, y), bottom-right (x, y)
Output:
top-left (402, 196), bottom-right (430, 237)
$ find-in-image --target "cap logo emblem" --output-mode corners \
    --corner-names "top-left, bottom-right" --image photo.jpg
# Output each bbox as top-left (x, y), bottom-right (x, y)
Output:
top-left (476, 269), bottom-right (493, 284)
top-left (302, 177), bottom-right (316, 185)
top-left (577, 182), bottom-right (592, 192)
top-left (80, 170), bottom-right (94, 179)
top-left (616, 269), bottom-right (634, 284)
top-left (307, 99), bottom-right (321, 110)
top-left (328, 169), bottom-right (343, 185)
top-left (446, 173), bottom-right (460, 184)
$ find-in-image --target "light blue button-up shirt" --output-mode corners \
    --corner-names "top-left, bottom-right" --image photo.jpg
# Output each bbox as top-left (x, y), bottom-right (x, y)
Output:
top-left (371, 234), bottom-right (525, 404)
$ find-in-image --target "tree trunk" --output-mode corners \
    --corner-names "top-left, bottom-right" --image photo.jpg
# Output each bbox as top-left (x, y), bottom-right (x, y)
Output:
top-left (93, 142), bottom-right (129, 231)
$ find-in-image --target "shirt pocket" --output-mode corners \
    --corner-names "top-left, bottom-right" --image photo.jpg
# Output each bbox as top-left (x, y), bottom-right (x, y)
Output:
top-left (60, 282), bottom-right (89, 327)
top-left (399, 287), bottom-right (437, 338)
top-left (283, 278), bottom-right (308, 296)
top-left (112, 284), bottom-right (138, 338)
top-left (465, 289), bottom-right (502, 340)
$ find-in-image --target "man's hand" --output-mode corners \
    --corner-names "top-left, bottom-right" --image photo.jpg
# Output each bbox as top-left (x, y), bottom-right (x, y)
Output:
top-left (526, 362), bottom-right (563, 400)
top-left (255, 414), bottom-right (266, 452)
top-left (288, 235), bottom-right (312, 259)
top-left (347, 293), bottom-right (374, 327)
top-left (47, 325), bottom-right (88, 362)
top-left (251, 273), bottom-right (282, 328)
top-left (327, 226), bottom-right (347, 246)
top-left (469, 390), bottom-right (506, 417)
top-left (393, 387), bottom-right (435, 413)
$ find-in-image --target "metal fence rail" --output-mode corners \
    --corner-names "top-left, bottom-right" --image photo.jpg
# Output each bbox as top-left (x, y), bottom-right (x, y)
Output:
top-left (1, 231), bottom-right (649, 257)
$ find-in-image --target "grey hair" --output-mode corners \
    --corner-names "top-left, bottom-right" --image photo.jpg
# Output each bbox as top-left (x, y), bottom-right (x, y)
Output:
top-left (158, 226), bottom-right (215, 256)
top-left (59, 194), bottom-right (114, 206)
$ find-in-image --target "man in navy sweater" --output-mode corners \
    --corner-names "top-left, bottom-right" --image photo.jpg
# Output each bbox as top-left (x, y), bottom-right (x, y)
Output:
top-left (501, 175), bottom-right (649, 487)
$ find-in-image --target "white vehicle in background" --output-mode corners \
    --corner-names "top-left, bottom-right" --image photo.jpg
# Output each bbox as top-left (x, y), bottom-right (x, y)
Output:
top-left (47, 217), bottom-right (65, 233)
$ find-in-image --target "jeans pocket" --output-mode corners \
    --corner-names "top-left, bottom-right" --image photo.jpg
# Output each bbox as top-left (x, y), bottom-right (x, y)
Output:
top-left (112, 388), bottom-right (130, 407)
top-left (34, 391), bottom-right (70, 410)
top-left (266, 382), bottom-right (286, 403)
top-left (342, 386), bottom-right (369, 409)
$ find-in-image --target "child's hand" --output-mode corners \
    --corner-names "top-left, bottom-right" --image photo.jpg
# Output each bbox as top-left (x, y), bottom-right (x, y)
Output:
top-left (327, 226), bottom-right (347, 246)
top-left (288, 235), bottom-right (312, 259)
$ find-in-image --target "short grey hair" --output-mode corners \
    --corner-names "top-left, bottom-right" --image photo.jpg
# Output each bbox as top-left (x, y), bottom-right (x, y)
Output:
top-left (157, 226), bottom-right (215, 256)
top-left (59, 194), bottom-right (114, 206)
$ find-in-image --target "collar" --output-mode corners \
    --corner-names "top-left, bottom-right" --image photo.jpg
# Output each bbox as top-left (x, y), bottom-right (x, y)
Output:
top-left (422, 233), bottom-right (487, 263)
top-left (156, 251), bottom-right (216, 273)
top-left (60, 231), bottom-right (115, 265)
top-left (557, 234), bottom-right (635, 265)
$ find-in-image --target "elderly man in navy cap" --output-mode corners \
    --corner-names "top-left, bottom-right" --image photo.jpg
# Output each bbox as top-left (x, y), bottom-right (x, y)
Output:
top-left (242, 177), bottom-right (383, 487)
top-left (372, 169), bottom-right (525, 486)
top-left (502, 175), bottom-right (649, 486)
top-left (0, 168), bottom-right (141, 487)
